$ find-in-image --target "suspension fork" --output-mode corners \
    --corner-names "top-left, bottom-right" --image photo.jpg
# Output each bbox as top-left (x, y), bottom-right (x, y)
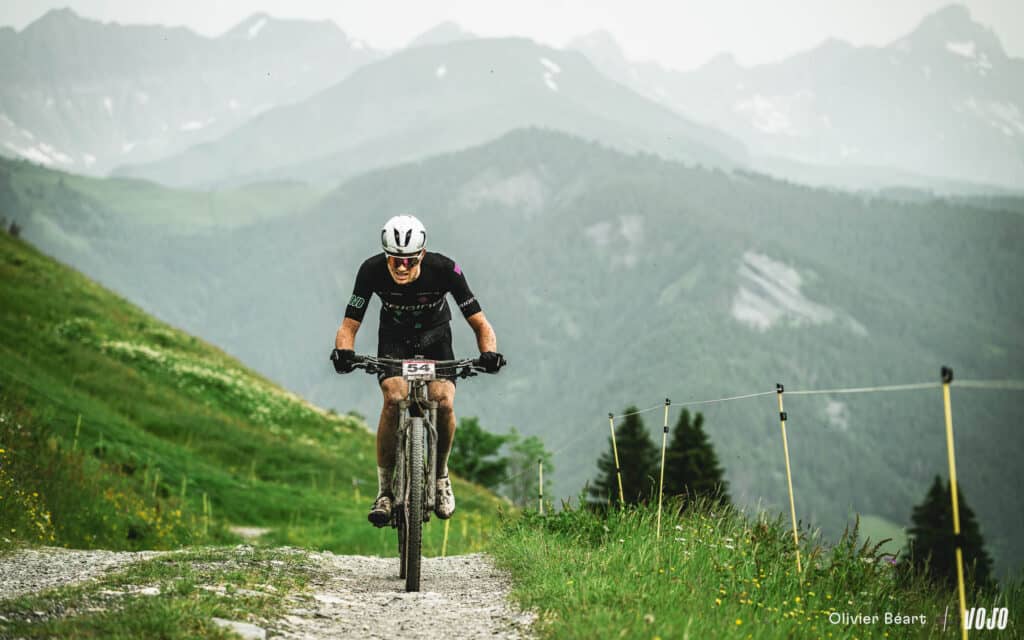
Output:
top-left (426, 396), bottom-right (438, 511)
top-left (411, 381), bottom-right (439, 511)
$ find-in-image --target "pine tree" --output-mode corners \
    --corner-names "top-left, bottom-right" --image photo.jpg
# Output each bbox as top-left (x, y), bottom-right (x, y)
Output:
top-left (906, 476), bottom-right (993, 589)
top-left (589, 406), bottom-right (657, 506)
top-left (663, 408), bottom-right (730, 506)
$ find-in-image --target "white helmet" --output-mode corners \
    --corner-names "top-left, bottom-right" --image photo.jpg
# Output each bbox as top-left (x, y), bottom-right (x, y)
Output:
top-left (381, 215), bottom-right (426, 257)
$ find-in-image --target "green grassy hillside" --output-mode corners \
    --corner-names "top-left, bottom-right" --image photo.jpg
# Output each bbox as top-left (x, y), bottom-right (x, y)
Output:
top-left (0, 231), bottom-right (502, 554)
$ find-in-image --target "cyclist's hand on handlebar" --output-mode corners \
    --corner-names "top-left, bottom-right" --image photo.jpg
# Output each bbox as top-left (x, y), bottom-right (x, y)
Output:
top-left (330, 348), bottom-right (357, 374)
top-left (479, 351), bottom-right (506, 373)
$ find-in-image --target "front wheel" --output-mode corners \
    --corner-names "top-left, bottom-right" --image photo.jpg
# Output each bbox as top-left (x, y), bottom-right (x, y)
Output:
top-left (403, 417), bottom-right (424, 592)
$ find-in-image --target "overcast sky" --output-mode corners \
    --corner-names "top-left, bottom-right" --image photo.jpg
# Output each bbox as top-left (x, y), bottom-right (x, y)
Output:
top-left (2, 0), bottom-right (1021, 71)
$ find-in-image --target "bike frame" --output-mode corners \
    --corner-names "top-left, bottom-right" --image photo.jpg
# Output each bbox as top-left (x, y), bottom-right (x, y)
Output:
top-left (350, 354), bottom-right (482, 591)
top-left (393, 376), bottom-right (438, 526)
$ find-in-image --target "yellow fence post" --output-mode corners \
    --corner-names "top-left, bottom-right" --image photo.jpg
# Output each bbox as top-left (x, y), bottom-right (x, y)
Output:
top-left (941, 367), bottom-right (969, 640)
top-left (776, 383), bottom-right (802, 575)
top-left (538, 459), bottom-right (545, 516)
top-left (608, 413), bottom-right (625, 507)
top-left (442, 519), bottom-right (450, 558)
top-left (657, 398), bottom-right (671, 540)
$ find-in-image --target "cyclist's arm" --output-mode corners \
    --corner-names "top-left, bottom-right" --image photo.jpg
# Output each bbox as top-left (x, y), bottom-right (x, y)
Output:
top-left (465, 311), bottom-right (497, 353)
top-left (335, 317), bottom-right (360, 350)
top-left (337, 260), bottom-right (373, 349)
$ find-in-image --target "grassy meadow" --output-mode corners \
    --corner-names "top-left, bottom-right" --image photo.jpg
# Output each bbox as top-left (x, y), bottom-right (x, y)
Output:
top-left (490, 499), bottom-right (1023, 639)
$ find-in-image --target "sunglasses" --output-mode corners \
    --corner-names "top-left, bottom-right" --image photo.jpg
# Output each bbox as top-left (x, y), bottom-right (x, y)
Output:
top-left (387, 253), bottom-right (422, 269)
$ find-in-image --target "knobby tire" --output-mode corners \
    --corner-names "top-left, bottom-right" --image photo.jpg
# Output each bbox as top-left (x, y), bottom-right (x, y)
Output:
top-left (404, 416), bottom-right (424, 592)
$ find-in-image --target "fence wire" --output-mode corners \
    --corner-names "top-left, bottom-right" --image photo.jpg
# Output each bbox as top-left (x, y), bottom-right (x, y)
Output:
top-left (499, 377), bottom-right (1024, 489)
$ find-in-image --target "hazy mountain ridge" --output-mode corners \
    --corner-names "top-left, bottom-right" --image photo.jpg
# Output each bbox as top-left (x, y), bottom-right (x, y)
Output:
top-left (114, 36), bottom-right (748, 188)
top-left (0, 8), bottom-right (381, 176)
top-left (570, 3), bottom-right (1024, 190)
top-left (4, 129), bottom-right (1022, 574)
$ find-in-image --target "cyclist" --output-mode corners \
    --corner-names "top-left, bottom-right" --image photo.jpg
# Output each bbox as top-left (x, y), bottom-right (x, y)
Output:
top-left (331, 214), bottom-right (505, 527)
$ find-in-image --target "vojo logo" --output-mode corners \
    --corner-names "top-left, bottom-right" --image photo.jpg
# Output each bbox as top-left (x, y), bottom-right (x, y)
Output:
top-left (964, 606), bottom-right (1009, 631)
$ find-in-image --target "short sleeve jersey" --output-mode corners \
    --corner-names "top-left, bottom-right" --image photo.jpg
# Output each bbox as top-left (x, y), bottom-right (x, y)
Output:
top-left (344, 252), bottom-right (482, 334)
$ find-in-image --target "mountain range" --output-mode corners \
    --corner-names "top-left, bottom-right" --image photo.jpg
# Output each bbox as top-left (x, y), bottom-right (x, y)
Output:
top-left (114, 36), bottom-right (746, 188)
top-left (570, 4), bottom-right (1024, 190)
top-left (0, 8), bottom-right (380, 176)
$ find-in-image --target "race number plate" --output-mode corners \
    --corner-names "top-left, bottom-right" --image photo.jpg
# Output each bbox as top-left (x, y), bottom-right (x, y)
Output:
top-left (402, 360), bottom-right (436, 380)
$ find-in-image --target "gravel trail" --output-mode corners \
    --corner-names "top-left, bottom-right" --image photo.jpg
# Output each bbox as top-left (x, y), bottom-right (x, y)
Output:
top-left (0, 548), bottom-right (534, 639)
top-left (0, 547), bottom-right (166, 601)
top-left (275, 552), bottom-right (534, 639)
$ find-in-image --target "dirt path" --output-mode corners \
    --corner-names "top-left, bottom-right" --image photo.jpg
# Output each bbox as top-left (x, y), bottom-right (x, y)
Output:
top-left (0, 548), bottom-right (534, 639)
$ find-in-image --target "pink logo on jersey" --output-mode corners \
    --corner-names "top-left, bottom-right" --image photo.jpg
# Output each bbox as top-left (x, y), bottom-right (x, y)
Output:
top-left (454, 263), bottom-right (462, 275)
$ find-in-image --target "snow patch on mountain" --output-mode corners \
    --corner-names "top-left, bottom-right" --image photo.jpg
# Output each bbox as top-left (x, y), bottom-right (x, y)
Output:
top-left (946, 40), bottom-right (977, 58)
top-left (121, 141), bottom-right (136, 154)
top-left (436, 65), bottom-right (447, 79)
top-left (103, 97), bottom-right (113, 116)
top-left (135, 91), bottom-right (149, 105)
top-left (248, 17), bottom-right (268, 39)
top-left (731, 251), bottom-right (865, 335)
top-left (541, 58), bottom-right (561, 92)
top-left (540, 58), bottom-right (561, 74)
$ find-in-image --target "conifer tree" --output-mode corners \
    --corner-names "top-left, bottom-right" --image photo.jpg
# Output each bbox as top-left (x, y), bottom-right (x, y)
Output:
top-left (664, 408), bottom-right (730, 506)
top-left (589, 406), bottom-right (657, 506)
top-left (906, 476), bottom-right (992, 589)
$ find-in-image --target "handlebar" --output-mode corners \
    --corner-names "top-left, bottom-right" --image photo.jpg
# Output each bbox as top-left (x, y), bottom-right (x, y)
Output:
top-left (350, 355), bottom-right (487, 379)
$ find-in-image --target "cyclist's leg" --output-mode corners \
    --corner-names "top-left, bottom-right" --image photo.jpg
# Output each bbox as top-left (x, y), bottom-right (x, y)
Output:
top-left (427, 379), bottom-right (456, 477)
top-left (375, 331), bottom-right (409, 496)
top-left (429, 378), bottom-right (457, 519)
top-left (377, 376), bottom-right (408, 473)
top-left (368, 375), bottom-right (406, 526)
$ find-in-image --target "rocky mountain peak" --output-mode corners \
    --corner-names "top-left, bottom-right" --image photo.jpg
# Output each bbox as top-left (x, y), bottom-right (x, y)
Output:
top-left (902, 3), bottom-right (1006, 61)
top-left (408, 21), bottom-right (477, 48)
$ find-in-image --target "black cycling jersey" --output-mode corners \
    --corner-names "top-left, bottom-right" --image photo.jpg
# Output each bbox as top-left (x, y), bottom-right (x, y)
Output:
top-left (344, 252), bottom-right (482, 334)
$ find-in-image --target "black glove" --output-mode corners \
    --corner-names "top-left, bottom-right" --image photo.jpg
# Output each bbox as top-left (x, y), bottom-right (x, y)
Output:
top-left (330, 348), bottom-right (356, 374)
top-left (479, 351), bottom-right (506, 373)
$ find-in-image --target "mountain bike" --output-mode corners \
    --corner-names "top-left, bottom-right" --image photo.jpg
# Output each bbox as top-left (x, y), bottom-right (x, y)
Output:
top-left (349, 354), bottom-right (486, 592)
